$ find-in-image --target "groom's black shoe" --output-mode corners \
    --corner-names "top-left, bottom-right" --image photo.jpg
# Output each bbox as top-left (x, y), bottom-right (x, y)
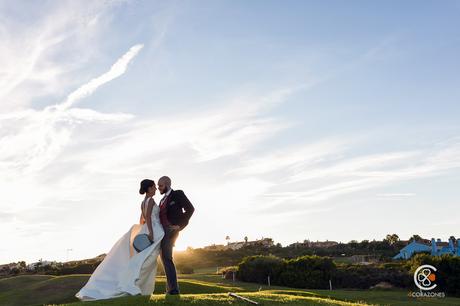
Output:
top-left (168, 289), bottom-right (180, 295)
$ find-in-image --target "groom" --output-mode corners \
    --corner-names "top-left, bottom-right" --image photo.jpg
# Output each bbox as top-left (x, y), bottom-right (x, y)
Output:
top-left (157, 176), bottom-right (195, 295)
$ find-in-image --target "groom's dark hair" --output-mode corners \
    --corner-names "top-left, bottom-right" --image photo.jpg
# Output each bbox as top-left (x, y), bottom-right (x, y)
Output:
top-left (139, 179), bottom-right (155, 195)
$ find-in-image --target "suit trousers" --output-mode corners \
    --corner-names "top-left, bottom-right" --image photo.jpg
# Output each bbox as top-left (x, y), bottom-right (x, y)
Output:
top-left (160, 226), bottom-right (180, 293)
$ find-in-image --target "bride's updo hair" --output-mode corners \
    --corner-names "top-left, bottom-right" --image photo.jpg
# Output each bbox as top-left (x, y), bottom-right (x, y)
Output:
top-left (139, 179), bottom-right (155, 195)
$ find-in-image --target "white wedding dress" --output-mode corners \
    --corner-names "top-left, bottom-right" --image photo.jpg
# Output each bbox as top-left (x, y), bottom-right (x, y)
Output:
top-left (76, 197), bottom-right (165, 301)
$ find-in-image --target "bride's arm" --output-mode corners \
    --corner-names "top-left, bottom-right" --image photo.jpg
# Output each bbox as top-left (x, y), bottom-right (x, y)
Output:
top-left (139, 213), bottom-right (145, 224)
top-left (145, 199), bottom-right (154, 241)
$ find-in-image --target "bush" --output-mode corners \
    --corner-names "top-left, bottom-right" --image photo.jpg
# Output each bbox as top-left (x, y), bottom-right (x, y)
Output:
top-left (177, 264), bottom-right (194, 274)
top-left (10, 268), bottom-right (20, 275)
top-left (237, 255), bottom-right (336, 289)
top-left (219, 266), bottom-right (238, 280)
top-left (279, 255), bottom-right (336, 289)
top-left (218, 266), bottom-right (238, 275)
top-left (437, 255), bottom-right (460, 297)
top-left (409, 254), bottom-right (460, 297)
top-left (237, 255), bottom-right (283, 284)
top-left (333, 264), bottom-right (411, 289)
top-left (59, 263), bottom-right (100, 275)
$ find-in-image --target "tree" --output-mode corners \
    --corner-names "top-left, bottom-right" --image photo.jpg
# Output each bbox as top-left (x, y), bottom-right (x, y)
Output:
top-left (244, 236), bottom-right (248, 244)
top-left (34, 261), bottom-right (42, 273)
top-left (385, 234), bottom-right (400, 245)
top-left (225, 236), bottom-right (230, 244)
top-left (360, 240), bottom-right (370, 249)
top-left (409, 234), bottom-right (422, 242)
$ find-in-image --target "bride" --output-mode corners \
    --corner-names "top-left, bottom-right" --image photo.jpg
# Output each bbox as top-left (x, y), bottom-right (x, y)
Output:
top-left (76, 179), bottom-right (165, 300)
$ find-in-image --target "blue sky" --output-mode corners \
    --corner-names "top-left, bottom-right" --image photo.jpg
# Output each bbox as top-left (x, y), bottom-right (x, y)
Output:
top-left (1, 0), bottom-right (459, 263)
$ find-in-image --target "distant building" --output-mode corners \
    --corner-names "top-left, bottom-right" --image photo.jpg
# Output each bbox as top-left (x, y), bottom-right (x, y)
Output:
top-left (225, 238), bottom-right (274, 250)
top-left (0, 262), bottom-right (22, 275)
top-left (27, 260), bottom-right (56, 270)
top-left (203, 244), bottom-right (226, 251)
top-left (289, 240), bottom-right (339, 248)
top-left (431, 238), bottom-right (460, 256)
top-left (226, 242), bottom-right (246, 250)
top-left (0, 262), bottom-right (21, 270)
top-left (393, 237), bottom-right (460, 259)
top-left (392, 241), bottom-right (431, 259)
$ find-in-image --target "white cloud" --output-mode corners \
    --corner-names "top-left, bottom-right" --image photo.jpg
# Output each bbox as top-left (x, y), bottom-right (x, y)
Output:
top-left (0, 43), bottom-right (143, 217)
top-left (248, 141), bottom-right (460, 206)
top-left (0, 1), bottom-right (120, 112)
top-left (376, 193), bottom-right (416, 197)
top-left (55, 44), bottom-right (144, 111)
top-left (229, 139), bottom-right (347, 176)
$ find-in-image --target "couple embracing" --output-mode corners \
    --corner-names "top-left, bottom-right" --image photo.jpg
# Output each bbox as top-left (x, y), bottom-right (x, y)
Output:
top-left (76, 176), bottom-right (195, 301)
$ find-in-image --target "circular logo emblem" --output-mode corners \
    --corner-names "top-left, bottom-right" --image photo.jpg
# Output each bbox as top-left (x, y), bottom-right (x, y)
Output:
top-left (414, 264), bottom-right (437, 291)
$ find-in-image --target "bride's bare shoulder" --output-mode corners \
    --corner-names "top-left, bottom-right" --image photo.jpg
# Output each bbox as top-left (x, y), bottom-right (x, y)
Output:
top-left (148, 197), bottom-right (156, 206)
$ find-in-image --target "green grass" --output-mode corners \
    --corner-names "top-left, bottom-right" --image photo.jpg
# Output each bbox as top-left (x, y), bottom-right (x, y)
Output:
top-left (1, 273), bottom-right (459, 306)
top-left (0, 274), bottom-right (88, 306)
top-left (57, 292), bottom-right (369, 306)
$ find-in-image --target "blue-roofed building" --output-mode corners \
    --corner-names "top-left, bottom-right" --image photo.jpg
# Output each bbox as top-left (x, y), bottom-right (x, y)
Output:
top-left (431, 238), bottom-right (460, 256)
top-left (393, 241), bottom-right (431, 259)
top-left (393, 237), bottom-right (460, 259)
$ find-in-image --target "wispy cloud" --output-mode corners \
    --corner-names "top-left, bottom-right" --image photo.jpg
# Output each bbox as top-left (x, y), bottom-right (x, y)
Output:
top-left (241, 139), bottom-right (460, 208)
top-left (55, 44), bottom-right (143, 111)
top-left (0, 44), bottom-right (142, 216)
top-left (229, 139), bottom-right (348, 176)
top-left (0, 1), bottom-right (121, 112)
top-left (376, 193), bottom-right (416, 198)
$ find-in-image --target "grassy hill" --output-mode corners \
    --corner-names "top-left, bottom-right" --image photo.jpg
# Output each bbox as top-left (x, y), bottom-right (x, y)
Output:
top-left (0, 272), bottom-right (458, 306)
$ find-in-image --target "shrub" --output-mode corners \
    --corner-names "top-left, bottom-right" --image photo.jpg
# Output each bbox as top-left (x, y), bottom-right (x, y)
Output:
top-left (437, 255), bottom-right (460, 297)
top-left (409, 254), bottom-right (460, 297)
top-left (59, 262), bottom-right (100, 275)
top-left (177, 264), bottom-right (194, 274)
top-left (238, 255), bottom-right (336, 289)
top-left (279, 255), bottom-right (336, 289)
top-left (333, 264), bottom-right (411, 289)
top-left (237, 255), bottom-right (284, 284)
top-left (218, 266), bottom-right (238, 275)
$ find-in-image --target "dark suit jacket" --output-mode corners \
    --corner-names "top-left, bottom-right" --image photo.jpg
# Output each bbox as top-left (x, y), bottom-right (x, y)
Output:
top-left (164, 189), bottom-right (195, 229)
